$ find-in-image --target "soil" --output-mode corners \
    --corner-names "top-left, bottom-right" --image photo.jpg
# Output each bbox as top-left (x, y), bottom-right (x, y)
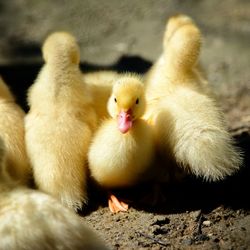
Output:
top-left (83, 128), bottom-right (250, 250)
top-left (0, 1), bottom-right (250, 249)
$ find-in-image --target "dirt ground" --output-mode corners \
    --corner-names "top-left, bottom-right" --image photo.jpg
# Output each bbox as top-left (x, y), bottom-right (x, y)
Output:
top-left (82, 127), bottom-right (250, 250)
top-left (0, 1), bottom-right (250, 249)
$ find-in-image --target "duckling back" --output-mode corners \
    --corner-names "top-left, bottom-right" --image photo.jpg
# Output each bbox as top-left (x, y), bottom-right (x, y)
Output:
top-left (25, 32), bottom-right (97, 211)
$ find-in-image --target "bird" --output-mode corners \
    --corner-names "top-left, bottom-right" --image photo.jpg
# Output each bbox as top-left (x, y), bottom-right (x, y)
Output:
top-left (0, 76), bottom-right (31, 184)
top-left (144, 14), bottom-right (242, 181)
top-left (83, 70), bottom-right (119, 123)
top-left (25, 32), bottom-right (97, 211)
top-left (88, 74), bottom-right (154, 213)
top-left (0, 136), bottom-right (109, 250)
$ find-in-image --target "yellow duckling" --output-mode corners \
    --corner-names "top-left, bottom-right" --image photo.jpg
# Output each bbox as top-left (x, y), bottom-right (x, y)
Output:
top-left (144, 15), bottom-right (242, 181)
top-left (88, 74), bottom-right (154, 213)
top-left (0, 137), bottom-right (109, 250)
top-left (0, 76), bottom-right (31, 184)
top-left (25, 32), bottom-right (97, 211)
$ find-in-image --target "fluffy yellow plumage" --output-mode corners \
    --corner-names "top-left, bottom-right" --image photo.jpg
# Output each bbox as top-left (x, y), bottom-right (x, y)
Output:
top-left (25, 32), bottom-right (97, 211)
top-left (0, 137), bottom-right (109, 250)
top-left (144, 15), bottom-right (242, 181)
top-left (0, 76), bottom-right (31, 184)
top-left (83, 70), bottom-right (119, 123)
top-left (88, 74), bottom-right (154, 212)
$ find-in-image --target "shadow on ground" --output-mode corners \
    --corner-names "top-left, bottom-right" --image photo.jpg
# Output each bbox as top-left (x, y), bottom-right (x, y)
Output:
top-left (85, 131), bottom-right (250, 216)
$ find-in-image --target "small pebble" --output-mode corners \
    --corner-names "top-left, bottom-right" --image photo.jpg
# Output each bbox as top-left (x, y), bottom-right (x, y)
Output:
top-left (203, 220), bottom-right (212, 226)
top-left (190, 210), bottom-right (202, 221)
top-left (181, 238), bottom-right (193, 246)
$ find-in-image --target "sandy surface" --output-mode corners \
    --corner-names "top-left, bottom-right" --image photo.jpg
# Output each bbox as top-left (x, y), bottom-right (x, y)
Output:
top-left (0, 1), bottom-right (250, 249)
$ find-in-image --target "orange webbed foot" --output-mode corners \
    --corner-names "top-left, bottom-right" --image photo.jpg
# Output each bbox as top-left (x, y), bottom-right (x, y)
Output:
top-left (108, 194), bottom-right (129, 213)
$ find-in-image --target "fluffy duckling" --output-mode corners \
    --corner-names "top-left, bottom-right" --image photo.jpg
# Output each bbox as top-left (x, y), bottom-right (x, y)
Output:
top-left (144, 15), bottom-right (242, 181)
top-left (88, 74), bottom-right (154, 213)
top-left (0, 76), bottom-right (31, 184)
top-left (25, 32), bottom-right (97, 211)
top-left (0, 137), bottom-right (109, 250)
top-left (83, 70), bottom-right (119, 123)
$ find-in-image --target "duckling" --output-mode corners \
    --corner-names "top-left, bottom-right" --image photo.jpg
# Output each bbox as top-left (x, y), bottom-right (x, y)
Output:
top-left (0, 137), bottom-right (109, 250)
top-left (0, 76), bottom-right (31, 184)
top-left (88, 74), bottom-right (154, 213)
top-left (83, 70), bottom-right (119, 123)
top-left (144, 14), bottom-right (242, 181)
top-left (25, 32), bottom-right (97, 211)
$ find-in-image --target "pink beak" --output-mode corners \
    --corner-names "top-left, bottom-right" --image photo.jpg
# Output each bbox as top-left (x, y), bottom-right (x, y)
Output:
top-left (118, 110), bottom-right (133, 133)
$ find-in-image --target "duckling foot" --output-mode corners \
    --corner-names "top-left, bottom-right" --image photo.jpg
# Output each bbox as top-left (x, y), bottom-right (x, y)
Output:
top-left (108, 194), bottom-right (129, 213)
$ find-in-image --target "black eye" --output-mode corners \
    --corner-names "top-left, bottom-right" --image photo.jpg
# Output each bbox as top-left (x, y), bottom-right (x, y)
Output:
top-left (114, 98), bottom-right (117, 103)
top-left (136, 98), bottom-right (139, 104)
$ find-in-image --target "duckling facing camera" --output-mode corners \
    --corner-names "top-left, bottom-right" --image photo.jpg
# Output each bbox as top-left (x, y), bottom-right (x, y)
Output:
top-left (88, 74), bottom-right (154, 213)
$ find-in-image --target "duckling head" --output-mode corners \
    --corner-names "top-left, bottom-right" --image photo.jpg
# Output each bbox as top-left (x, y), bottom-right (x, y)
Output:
top-left (42, 31), bottom-right (80, 65)
top-left (107, 75), bottom-right (146, 134)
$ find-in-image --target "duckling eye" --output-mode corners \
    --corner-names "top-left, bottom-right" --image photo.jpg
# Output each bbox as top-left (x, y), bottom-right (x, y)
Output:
top-left (136, 98), bottom-right (139, 104)
top-left (114, 98), bottom-right (117, 103)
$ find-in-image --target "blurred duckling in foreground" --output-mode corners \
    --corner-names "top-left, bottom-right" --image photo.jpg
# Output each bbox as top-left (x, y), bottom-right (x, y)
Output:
top-left (144, 14), bottom-right (242, 181)
top-left (25, 32), bottom-right (97, 211)
top-left (88, 74), bottom-right (154, 213)
top-left (0, 137), bottom-right (109, 250)
top-left (0, 76), bottom-right (31, 184)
